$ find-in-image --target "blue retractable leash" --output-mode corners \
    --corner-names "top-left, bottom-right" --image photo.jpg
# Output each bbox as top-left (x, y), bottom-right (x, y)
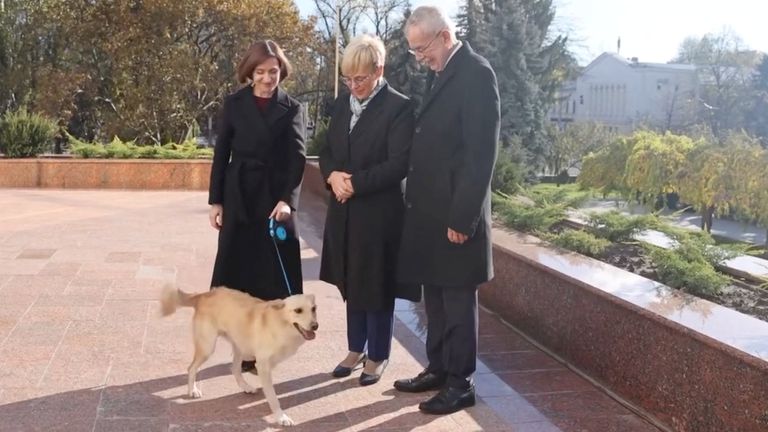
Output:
top-left (268, 217), bottom-right (293, 295)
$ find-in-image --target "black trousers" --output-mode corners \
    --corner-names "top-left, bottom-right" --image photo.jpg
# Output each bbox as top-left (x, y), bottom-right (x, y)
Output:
top-left (423, 284), bottom-right (478, 389)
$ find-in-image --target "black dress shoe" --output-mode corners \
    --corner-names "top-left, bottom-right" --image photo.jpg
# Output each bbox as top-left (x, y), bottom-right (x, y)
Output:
top-left (393, 370), bottom-right (446, 393)
top-left (241, 360), bottom-right (257, 374)
top-left (331, 353), bottom-right (366, 378)
top-left (418, 385), bottom-right (476, 415)
top-left (359, 359), bottom-right (388, 386)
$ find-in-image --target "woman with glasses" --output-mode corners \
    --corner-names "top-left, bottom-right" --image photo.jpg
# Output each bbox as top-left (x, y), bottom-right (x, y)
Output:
top-left (319, 34), bottom-right (419, 386)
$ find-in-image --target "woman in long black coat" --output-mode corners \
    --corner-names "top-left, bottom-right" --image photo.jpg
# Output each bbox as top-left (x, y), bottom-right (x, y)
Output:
top-left (319, 34), bottom-right (419, 386)
top-left (208, 40), bottom-right (306, 369)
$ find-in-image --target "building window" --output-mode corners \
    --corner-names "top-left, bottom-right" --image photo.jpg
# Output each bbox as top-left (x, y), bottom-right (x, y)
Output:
top-left (572, 100), bottom-right (576, 114)
top-left (579, 95), bottom-right (584, 105)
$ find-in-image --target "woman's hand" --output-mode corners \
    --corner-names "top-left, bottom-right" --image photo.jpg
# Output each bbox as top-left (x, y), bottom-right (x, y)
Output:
top-left (269, 200), bottom-right (292, 222)
top-left (209, 204), bottom-right (223, 230)
top-left (328, 171), bottom-right (354, 202)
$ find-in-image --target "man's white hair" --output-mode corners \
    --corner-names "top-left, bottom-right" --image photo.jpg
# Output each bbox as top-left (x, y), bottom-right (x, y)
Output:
top-left (405, 6), bottom-right (456, 35)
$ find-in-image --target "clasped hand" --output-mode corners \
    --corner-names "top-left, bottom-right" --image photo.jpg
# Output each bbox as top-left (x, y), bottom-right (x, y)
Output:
top-left (328, 171), bottom-right (354, 203)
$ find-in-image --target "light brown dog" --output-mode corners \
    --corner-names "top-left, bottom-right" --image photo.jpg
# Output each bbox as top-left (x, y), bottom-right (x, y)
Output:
top-left (160, 285), bottom-right (318, 426)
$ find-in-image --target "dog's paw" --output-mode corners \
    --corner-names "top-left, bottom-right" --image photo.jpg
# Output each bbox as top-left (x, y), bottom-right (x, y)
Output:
top-left (189, 386), bottom-right (203, 399)
top-left (240, 384), bottom-right (258, 394)
top-left (276, 413), bottom-right (295, 426)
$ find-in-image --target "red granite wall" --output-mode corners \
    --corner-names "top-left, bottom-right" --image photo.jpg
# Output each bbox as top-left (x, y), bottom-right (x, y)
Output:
top-left (480, 230), bottom-right (768, 432)
top-left (0, 159), bottom-right (211, 190)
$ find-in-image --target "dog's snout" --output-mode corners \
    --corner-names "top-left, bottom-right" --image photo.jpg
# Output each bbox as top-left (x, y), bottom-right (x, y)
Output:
top-left (311, 322), bottom-right (319, 331)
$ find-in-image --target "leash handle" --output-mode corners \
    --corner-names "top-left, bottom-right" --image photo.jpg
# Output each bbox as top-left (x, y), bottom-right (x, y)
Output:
top-left (269, 217), bottom-right (293, 296)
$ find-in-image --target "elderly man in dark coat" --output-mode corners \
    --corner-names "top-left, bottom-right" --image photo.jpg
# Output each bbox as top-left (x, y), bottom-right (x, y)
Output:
top-left (393, 6), bottom-right (500, 415)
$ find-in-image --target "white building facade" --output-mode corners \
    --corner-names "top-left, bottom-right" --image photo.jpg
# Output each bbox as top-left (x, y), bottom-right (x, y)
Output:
top-left (550, 53), bottom-right (699, 133)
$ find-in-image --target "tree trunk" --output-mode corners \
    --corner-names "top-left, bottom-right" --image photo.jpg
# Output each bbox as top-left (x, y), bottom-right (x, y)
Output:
top-left (701, 205), bottom-right (715, 233)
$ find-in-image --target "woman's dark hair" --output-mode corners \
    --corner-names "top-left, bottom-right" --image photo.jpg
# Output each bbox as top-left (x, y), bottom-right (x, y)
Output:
top-left (236, 40), bottom-right (292, 84)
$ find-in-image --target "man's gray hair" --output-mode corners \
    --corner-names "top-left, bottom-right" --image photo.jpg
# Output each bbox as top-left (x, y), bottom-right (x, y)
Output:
top-left (405, 6), bottom-right (456, 35)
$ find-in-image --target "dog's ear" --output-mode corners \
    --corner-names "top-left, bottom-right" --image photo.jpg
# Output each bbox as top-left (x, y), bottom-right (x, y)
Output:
top-left (270, 300), bottom-right (285, 310)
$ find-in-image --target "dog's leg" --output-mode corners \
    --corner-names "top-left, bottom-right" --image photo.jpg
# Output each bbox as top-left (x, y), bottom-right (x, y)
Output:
top-left (256, 360), bottom-right (294, 426)
top-left (187, 322), bottom-right (216, 399)
top-left (231, 346), bottom-right (257, 394)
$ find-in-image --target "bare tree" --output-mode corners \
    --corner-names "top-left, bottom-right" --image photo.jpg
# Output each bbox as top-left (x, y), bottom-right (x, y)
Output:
top-left (312, 0), bottom-right (367, 45)
top-left (364, 0), bottom-right (409, 45)
top-left (674, 29), bottom-right (761, 139)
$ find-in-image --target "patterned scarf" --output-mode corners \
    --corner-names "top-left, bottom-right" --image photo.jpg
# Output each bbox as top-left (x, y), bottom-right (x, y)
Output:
top-left (349, 78), bottom-right (386, 131)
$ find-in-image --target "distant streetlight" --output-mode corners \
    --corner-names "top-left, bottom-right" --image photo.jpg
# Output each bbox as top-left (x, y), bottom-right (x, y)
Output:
top-left (334, 1), bottom-right (340, 99)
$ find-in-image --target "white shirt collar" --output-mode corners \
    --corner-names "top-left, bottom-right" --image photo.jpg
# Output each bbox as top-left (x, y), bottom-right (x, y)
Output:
top-left (439, 41), bottom-right (463, 72)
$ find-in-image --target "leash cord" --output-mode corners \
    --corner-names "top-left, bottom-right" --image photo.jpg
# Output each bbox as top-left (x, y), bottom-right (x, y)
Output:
top-left (270, 235), bottom-right (293, 296)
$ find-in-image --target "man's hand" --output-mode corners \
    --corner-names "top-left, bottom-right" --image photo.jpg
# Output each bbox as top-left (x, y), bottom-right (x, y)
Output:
top-left (209, 204), bottom-right (223, 230)
top-left (447, 228), bottom-right (468, 244)
top-left (328, 171), bottom-right (354, 203)
top-left (269, 201), bottom-right (292, 222)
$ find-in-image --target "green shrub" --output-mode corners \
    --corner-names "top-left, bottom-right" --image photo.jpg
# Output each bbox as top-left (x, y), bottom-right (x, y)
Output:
top-left (0, 108), bottom-right (57, 157)
top-left (654, 223), bottom-right (749, 267)
top-left (492, 144), bottom-right (525, 195)
top-left (67, 133), bottom-right (212, 159)
top-left (587, 210), bottom-right (658, 242)
top-left (546, 229), bottom-right (611, 257)
top-left (493, 192), bottom-right (566, 233)
top-left (647, 243), bottom-right (729, 297)
top-left (527, 183), bottom-right (590, 208)
top-left (104, 137), bottom-right (136, 158)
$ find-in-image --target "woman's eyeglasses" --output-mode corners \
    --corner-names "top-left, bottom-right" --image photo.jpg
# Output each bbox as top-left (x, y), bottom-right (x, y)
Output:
top-left (341, 74), bottom-right (372, 87)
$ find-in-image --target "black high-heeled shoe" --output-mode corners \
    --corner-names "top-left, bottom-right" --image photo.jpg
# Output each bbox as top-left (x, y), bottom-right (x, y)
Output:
top-left (331, 353), bottom-right (366, 378)
top-left (359, 359), bottom-right (388, 386)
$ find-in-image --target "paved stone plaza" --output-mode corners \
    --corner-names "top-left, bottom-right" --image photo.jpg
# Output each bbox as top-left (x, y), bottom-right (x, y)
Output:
top-left (0, 189), bottom-right (660, 431)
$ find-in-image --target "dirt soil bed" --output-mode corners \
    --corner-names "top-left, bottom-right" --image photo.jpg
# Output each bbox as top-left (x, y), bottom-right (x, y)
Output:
top-left (597, 241), bottom-right (768, 322)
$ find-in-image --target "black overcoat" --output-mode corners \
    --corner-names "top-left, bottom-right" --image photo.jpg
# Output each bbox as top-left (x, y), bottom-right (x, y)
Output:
top-left (319, 84), bottom-right (421, 310)
top-left (209, 86), bottom-right (306, 300)
top-left (397, 43), bottom-right (500, 288)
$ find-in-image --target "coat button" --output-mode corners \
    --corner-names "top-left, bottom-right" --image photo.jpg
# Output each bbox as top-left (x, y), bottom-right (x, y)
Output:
top-left (409, 166), bottom-right (414, 172)
top-left (415, 126), bottom-right (421, 134)
top-left (406, 202), bottom-right (412, 209)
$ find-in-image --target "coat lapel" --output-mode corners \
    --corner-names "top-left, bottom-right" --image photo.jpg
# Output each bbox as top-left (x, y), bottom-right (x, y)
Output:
top-left (234, 87), bottom-right (273, 145)
top-left (329, 97), bottom-right (352, 165)
top-left (234, 86), bottom-right (292, 148)
top-left (417, 43), bottom-right (468, 120)
top-left (349, 84), bottom-right (388, 141)
top-left (263, 87), bottom-right (291, 128)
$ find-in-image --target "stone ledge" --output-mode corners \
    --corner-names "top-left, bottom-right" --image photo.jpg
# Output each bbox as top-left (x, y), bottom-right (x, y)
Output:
top-left (0, 158), bottom-right (211, 190)
top-left (482, 229), bottom-right (768, 432)
top-left (301, 160), bottom-right (768, 431)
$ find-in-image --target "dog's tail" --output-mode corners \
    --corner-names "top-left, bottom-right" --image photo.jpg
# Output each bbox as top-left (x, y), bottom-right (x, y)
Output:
top-left (160, 284), bottom-right (198, 316)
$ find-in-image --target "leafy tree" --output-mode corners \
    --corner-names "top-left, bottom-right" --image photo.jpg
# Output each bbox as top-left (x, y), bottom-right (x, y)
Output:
top-left (727, 139), bottom-right (768, 247)
top-left (624, 131), bottom-right (696, 207)
top-left (0, 0), bottom-right (321, 144)
top-left (672, 134), bottom-right (763, 233)
top-left (577, 133), bottom-right (637, 197)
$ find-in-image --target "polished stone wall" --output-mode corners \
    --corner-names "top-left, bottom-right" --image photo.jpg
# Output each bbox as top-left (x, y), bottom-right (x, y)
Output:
top-left (481, 230), bottom-right (768, 432)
